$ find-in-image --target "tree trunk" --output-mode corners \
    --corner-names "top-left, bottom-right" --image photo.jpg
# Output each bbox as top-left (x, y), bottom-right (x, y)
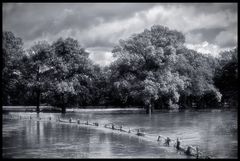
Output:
top-left (160, 99), bottom-right (165, 109)
top-left (36, 66), bottom-right (40, 113)
top-left (36, 90), bottom-right (40, 113)
top-left (62, 106), bottom-right (66, 113)
top-left (151, 100), bottom-right (154, 113)
top-left (7, 95), bottom-right (11, 105)
top-left (150, 104), bottom-right (153, 113)
top-left (146, 102), bottom-right (153, 114)
top-left (189, 95), bottom-right (193, 108)
top-left (146, 105), bottom-right (150, 114)
top-left (183, 95), bottom-right (187, 109)
top-left (61, 93), bottom-right (66, 113)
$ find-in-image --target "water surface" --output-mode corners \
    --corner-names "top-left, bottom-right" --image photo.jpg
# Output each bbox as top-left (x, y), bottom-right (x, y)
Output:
top-left (2, 109), bottom-right (237, 158)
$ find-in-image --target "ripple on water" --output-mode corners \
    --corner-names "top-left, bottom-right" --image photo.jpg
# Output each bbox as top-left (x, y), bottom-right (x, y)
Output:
top-left (2, 111), bottom-right (238, 158)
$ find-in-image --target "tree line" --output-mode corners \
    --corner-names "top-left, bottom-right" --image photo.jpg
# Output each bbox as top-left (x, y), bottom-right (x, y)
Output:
top-left (2, 25), bottom-right (238, 113)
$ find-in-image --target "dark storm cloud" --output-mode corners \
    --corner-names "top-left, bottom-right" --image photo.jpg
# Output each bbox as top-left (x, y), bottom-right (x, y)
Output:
top-left (3, 3), bottom-right (238, 65)
top-left (3, 3), bottom-right (156, 42)
top-left (188, 28), bottom-right (226, 44)
top-left (183, 3), bottom-right (237, 49)
top-left (183, 3), bottom-right (237, 14)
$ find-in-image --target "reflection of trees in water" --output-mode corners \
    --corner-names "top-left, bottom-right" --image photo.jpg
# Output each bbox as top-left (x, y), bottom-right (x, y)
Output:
top-left (52, 124), bottom-right (92, 157)
top-left (215, 121), bottom-right (238, 135)
top-left (36, 121), bottom-right (40, 145)
top-left (204, 120), bottom-right (211, 154)
top-left (87, 131), bottom-right (112, 157)
top-left (108, 132), bottom-right (148, 156)
top-left (42, 122), bottom-right (52, 144)
top-left (3, 111), bottom-right (238, 158)
top-left (199, 113), bottom-right (237, 158)
top-left (98, 132), bottom-right (106, 143)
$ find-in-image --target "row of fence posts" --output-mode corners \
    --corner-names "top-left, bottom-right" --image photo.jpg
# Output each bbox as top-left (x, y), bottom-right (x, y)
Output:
top-left (10, 115), bottom-right (206, 159)
top-left (157, 136), bottom-right (200, 158)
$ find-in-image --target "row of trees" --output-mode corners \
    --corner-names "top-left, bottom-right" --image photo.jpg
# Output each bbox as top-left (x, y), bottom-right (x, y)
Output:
top-left (2, 25), bottom-right (238, 113)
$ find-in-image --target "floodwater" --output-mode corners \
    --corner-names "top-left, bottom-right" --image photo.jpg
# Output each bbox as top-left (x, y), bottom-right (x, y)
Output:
top-left (2, 109), bottom-right (238, 158)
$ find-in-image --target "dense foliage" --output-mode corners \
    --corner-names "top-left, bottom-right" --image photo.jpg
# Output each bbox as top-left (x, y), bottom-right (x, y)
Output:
top-left (2, 25), bottom-right (238, 112)
top-left (214, 48), bottom-right (238, 107)
top-left (2, 31), bottom-right (25, 105)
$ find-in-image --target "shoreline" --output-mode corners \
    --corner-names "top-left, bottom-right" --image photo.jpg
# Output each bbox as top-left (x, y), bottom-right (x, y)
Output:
top-left (2, 106), bottom-right (237, 113)
top-left (2, 106), bottom-right (145, 113)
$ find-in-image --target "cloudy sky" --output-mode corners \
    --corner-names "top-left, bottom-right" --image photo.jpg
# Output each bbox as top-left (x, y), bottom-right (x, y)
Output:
top-left (3, 3), bottom-right (237, 66)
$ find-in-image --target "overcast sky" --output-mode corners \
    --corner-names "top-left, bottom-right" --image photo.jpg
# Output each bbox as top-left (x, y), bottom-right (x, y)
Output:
top-left (3, 3), bottom-right (237, 66)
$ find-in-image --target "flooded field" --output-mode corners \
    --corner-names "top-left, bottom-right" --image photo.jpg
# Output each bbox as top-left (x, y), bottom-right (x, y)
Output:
top-left (2, 109), bottom-right (238, 158)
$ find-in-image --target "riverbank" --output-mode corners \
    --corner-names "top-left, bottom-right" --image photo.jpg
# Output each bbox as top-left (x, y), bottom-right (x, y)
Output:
top-left (2, 106), bottom-right (145, 113)
top-left (2, 106), bottom-right (237, 113)
top-left (2, 106), bottom-right (61, 113)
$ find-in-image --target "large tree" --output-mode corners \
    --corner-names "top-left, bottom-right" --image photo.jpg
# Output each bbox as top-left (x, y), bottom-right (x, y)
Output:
top-left (110, 25), bottom-right (189, 112)
top-left (214, 48), bottom-right (238, 107)
top-left (2, 31), bottom-right (24, 105)
top-left (175, 48), bottom-right (222, 108)
top-left (110, 25), bottom-right (224, 111)
top-left (48, 37), bottom-right (94, 112)
top-left (22, 41), bottom-right (53, 112)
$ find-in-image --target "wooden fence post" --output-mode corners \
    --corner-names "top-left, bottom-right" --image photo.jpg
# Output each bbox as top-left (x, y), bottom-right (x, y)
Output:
top-left (176, 138), bottom-right (180, 150)
top-left (185, 146), bottom-right (191, 156)
top-left (196, 146), bottom-right (199, 159)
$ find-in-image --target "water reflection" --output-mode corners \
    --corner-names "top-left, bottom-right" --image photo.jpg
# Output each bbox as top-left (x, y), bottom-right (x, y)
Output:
top-left (2, 110), bottom-right (237, 158)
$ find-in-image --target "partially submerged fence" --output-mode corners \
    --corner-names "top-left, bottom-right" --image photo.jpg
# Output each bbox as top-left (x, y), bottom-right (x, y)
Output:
top-left (3, 114), bottom-right (211, 159)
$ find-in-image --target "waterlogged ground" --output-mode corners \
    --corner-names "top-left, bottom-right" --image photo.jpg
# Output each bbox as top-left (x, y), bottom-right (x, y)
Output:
top-left (2, 109), bottom-right (238, 158)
